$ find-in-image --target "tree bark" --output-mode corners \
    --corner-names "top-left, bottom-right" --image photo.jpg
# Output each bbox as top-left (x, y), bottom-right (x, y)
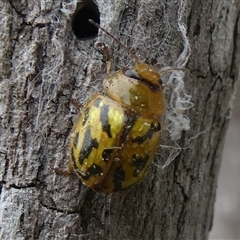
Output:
top-left (0, 0), bottom-right (239, 239)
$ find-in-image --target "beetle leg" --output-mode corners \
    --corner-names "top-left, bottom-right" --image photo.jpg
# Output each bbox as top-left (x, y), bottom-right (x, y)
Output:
top-left (95, 42), bottom-right (113, 74)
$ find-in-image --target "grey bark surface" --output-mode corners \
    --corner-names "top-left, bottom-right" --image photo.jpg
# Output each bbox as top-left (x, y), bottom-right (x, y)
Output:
top-left (0, 0), bottom-right (239, 239)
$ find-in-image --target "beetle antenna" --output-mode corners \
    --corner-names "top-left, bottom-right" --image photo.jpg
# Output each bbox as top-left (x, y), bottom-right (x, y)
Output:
top-left (88, 19), bottom-right (140, 63)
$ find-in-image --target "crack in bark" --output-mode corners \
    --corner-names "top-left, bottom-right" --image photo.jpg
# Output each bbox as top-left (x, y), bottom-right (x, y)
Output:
top-left (230, 11), bottom-right (240, 79)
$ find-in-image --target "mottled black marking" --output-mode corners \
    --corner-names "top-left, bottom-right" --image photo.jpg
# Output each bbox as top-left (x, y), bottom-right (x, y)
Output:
top-left (119, 113), bottom-right (138, 143)
top-left (93, 98), bottom-right (102, 108)
top-left (131, 155), bottom-right (150, 177)
top-left (87, 164), bottom-right (103, 176)
top-left (133, 122), bottom-right (161, 144)
top-left (82, 107), bottom-right (90, 126)
top-left (79, 127), bottom-right (99, 164)
top-left (100, 104), bottom-right (112, 138)
top-left (113, 167), bottom-right (125, 191)
top-left (155, 122), bottom-right (161, 131)
top-left (77, 164), bottom-right (103, 181)
top-left (73, 132), bottom-right (79, 149)
top-left (102, 148), bottom-right (114, 162)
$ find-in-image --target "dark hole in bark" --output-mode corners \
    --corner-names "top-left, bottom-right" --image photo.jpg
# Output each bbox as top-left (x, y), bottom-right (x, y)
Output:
top-left (72, 0), bottom-right (100, 40)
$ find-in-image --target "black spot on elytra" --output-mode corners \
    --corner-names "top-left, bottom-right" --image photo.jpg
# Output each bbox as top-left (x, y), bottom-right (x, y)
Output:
top-left (119, 113), bottom-right (138, 143)
top-left (133, 122), bottom-right (161, 144)
top-left (82, 107), bottom-right (90, 126)
top-left (73, 132), bottom-right (79, 149)
top-left (131, 154), bottom-right (150, 177)
top-left (102, 148), bottom-right (114, 162)
top-left (87, 164), bottom-right (103, 176)
top-left (113, 167), bottom-right (125, 191)
top-left (100, 104), bottom-right (112, 138)
top-left (78, 164), bottom-right (103, 181)
top-left (79, 127), bottom-right (99, 164)
top-left (93, 98), bottom-right (102, 108)
top-left (156, 122), bottom-right (161, 131)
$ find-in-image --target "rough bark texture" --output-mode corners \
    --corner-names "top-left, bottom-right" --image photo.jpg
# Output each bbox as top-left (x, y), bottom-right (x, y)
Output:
top-left (0, 0), bottom-right (239, 239)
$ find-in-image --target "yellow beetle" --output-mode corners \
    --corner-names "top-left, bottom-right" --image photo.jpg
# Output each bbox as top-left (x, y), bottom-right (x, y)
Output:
top-left (58, 20), bottom-right (166, 193)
